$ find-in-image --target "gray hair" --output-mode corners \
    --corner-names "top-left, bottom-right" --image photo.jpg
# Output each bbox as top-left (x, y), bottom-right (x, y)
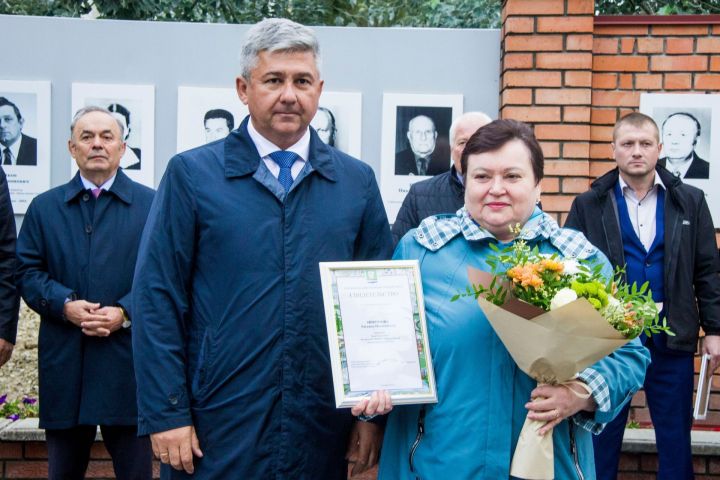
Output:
top-left (70, 106), bottom-right (125, 139)
top-left (239, 18), bottom-right (321, 80)
top-left (449, 111), bottom-right (493, 145)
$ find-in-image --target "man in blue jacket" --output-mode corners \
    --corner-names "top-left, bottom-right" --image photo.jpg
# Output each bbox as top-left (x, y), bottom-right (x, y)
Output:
top-left (16, 107), bottom-right (154, 480)
top-left (132, 19), bottom-right (393, 479)
top-left (565, 112), bottom-right (720, 480)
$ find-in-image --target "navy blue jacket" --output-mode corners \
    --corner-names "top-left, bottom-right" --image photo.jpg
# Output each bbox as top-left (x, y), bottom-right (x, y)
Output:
top-left (0, 167), bottom-right (18, 343)
top-left (132, 119), bottom-right (393, 479)
top-left (16, 170), bottom-right (154, 428)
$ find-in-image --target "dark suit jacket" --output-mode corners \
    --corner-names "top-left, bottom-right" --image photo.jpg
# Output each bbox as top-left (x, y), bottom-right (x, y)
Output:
top-left (15, 134), bottom-right (37, 166)
top-left (658, 151), bottom-right (709, 179)
top-left (394, 145), bottom-right (450, 176)
top-left (16, 170), bottom-right (154, 428)
top-left (0, 167), bottom-right (18, 343)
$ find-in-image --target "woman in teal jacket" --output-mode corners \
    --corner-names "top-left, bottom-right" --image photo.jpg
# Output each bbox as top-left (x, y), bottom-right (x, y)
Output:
top-left (369, 119), bottom-right (650, 479)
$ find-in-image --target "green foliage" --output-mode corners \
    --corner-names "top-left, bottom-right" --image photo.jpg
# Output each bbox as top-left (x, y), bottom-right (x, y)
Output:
top-left (0, 394), bottom-right (39, 421)
top-left (0, 0), bottom-right (501, 27)
top-left (595, 0), bottom-right (720, 15)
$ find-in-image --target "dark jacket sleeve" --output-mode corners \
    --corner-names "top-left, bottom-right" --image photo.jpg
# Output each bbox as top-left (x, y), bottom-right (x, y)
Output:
top-left (391, 186), bottom-right (419, 248)
top-left (132, 155), bottom-right (196, 435)
top-left (16, 201), bottom-right (74, 324)
top-left (0, 168), bottom-right (18, 343)
top-left (354, 167), bottom-right (393, 261)
top-left (692, 194), bottom-right (720, 335)
top-left (564, 196), bottom-right (585, 232)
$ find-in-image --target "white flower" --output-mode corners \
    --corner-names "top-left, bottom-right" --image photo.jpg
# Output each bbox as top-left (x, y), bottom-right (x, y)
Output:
top-left (550, 288), bottom-right (578, 310)
top-left (562, 259), bottom-right (582, 276)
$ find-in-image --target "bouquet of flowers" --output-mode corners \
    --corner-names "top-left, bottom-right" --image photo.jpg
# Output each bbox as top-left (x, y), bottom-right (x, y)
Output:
top-left (455, 238), bottom-right (670, 480)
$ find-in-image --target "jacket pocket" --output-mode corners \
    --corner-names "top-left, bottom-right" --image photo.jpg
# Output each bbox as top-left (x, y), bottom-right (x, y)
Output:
top-left (191, 331), bottom-right (214, 399)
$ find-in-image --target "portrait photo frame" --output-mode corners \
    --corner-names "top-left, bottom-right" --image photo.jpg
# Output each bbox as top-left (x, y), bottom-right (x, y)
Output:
top-left (640, 93), bottom-right (720, 225)
top-left (71, 83), bottom-right (155, 188)
top-left (176, 85), bottom-right (248, 153)
top-left (380, 93), bottom-right (463, 223)
top-left (313, 91), bottom-right (362, 158)
top-left (0, 79), bottom-right (51, 214)
top-left (319, 260), bottom-right (437, 408)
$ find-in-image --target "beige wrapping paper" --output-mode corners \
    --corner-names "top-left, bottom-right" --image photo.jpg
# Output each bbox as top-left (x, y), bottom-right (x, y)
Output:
top-left (468, 268), bottom-right (631, 479)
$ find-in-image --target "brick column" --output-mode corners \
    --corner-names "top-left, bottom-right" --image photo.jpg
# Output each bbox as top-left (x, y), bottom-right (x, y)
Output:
top-left (500, 0), bottom-right (595, 224)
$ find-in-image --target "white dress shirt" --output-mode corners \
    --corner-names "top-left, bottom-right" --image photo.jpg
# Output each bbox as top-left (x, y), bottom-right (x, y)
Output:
top-left (665, 155), bottom-right (693, 178)
top-left (3, 136), bottom-right (22, 165)
top-left (80, 173), bottom-right (116, 192)
top-left (247, 119), bottom-right (309, 181)
top-left (618, 173), bottom-right (665, 251)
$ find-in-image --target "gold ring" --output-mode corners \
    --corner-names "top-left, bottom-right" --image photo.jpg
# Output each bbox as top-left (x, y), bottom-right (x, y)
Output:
top-left (160, 453), bottom-right (169, 458)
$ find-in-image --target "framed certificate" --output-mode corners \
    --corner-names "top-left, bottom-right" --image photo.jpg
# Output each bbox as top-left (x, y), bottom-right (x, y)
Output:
top-left (319, 260), bottom-right (437, 408)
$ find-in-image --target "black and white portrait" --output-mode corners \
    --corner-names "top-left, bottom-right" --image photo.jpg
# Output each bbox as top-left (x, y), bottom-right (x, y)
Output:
top-left (380, 93), bottom-right (463, 223)
top-left (656, 109), bottom-right (710, 180)
top-left (0, 80), bottom-right (51, 214)
top-left (641, 92), bottom-right (720, 226)
top-left (0, 95), bottom-right (37, 166)
top-left (394, 106), bottom-right (452, 177)
top-left (311, 107), bottom-right (337, 146)
top-left (204, 108), bottom-right (235, 143)
top-left (72, 83), bottom-right (155, 188)
top-left (312, 92), bottom-right (362, 158)
top-left (176, 86), bottom-right (248, 153)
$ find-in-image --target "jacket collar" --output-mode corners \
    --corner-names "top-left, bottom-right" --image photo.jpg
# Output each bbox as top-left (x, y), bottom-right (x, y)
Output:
top-left (591, 165), bottom-right (681, 197)
top-left (223, 116), bottom-right (337, 182)
top-left (414, 207), bottom-right (598, 259)
top-left (63, 169), bottom-right (134, 204)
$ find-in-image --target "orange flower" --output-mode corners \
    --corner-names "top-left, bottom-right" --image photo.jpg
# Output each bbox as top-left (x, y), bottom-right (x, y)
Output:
top-left (539, 258), bottom-right (564, 273)
top-left (508, 264), bottom-right (544, 289)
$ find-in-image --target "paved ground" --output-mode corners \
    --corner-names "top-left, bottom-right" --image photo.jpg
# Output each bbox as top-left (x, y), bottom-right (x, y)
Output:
top-left (0, 302), bottom-right (39, 401)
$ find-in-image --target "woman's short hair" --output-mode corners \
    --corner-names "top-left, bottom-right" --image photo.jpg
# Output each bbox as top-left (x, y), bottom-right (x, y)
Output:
top-left (460, 119), bottom-right (544, 184)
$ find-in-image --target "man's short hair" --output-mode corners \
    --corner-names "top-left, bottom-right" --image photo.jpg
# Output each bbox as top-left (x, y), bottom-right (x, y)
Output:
top-left (204, 109), bottom-right (235, 132)
top-left (613, 112), bottom-right (659, 142)
top-left (0, 97), bottom-right (22, 122)
top-left (449, 111), bottom-right (492, 145)
top-left (70, 106), bottom-right (126, 139)
top-left (239, 18), bottom-right (321, 80)
top-left (662, 111), bottom-right (701, 141)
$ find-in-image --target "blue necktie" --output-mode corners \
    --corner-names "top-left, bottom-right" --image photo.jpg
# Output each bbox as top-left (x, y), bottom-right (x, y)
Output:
top-left (269, 151), bottom-right (298, 192)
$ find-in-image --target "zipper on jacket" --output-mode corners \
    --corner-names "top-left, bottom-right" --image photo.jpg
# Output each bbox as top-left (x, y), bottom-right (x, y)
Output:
top-left (408, 406), bottom-right (426, 478)
top-left (569, 422), bottom-right (585, 480)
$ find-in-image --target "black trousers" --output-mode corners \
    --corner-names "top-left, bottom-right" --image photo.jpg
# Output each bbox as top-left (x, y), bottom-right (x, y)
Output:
top-left (46, 425), bottom-right (152, 480)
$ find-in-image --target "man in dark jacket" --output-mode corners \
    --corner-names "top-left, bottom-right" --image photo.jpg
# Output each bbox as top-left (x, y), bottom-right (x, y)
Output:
top-left (392, 111), bottom-right (491, 245)
top-left (16, 106), bottom-right (154, 480)
top-left (565, 112), bottom-right (720, 480)
top-left (0, 166), bottom-right (18, 367)
top-left (132, 19), bottom-right (393, 479)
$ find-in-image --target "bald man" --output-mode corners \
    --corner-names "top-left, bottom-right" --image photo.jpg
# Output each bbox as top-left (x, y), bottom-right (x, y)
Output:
top-left (392, 111), bottom-right (491, 244)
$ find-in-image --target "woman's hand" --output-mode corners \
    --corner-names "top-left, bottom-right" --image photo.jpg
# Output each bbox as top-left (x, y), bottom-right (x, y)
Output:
top-left (350, 390), bottom-right (393, 417)
top-left (525, 383), bottom-right (596, 436)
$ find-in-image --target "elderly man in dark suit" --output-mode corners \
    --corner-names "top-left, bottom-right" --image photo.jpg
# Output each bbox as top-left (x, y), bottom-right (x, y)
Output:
top-left (16, 106), bottom-right (154, 480)
top-left (395, 114), bottom-right (450, 176)
top-left (0, 97), bottom-right (37, 166)
top-left (658, 112), bottom-right (709, 179)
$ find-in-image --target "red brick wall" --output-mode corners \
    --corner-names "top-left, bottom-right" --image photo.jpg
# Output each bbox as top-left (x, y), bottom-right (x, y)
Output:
top-left (0, 441), bottom-right (160, 479)
top-left (501, 0), bottom-right (720, 430)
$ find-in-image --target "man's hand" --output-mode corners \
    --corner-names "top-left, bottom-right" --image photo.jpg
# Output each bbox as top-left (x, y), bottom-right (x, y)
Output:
top-left (0, 338), bottom-right (13, 367)
top-left (151, 425), bottom-right (203, 474)
top-left (80, 306), bottom-right (124, 337)
top-left (703, 335), bottom-right (720, 372)
top-left (63, 300), bottom-right (103, 328)
top-left (345, 421), bottom-right (383, 477)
